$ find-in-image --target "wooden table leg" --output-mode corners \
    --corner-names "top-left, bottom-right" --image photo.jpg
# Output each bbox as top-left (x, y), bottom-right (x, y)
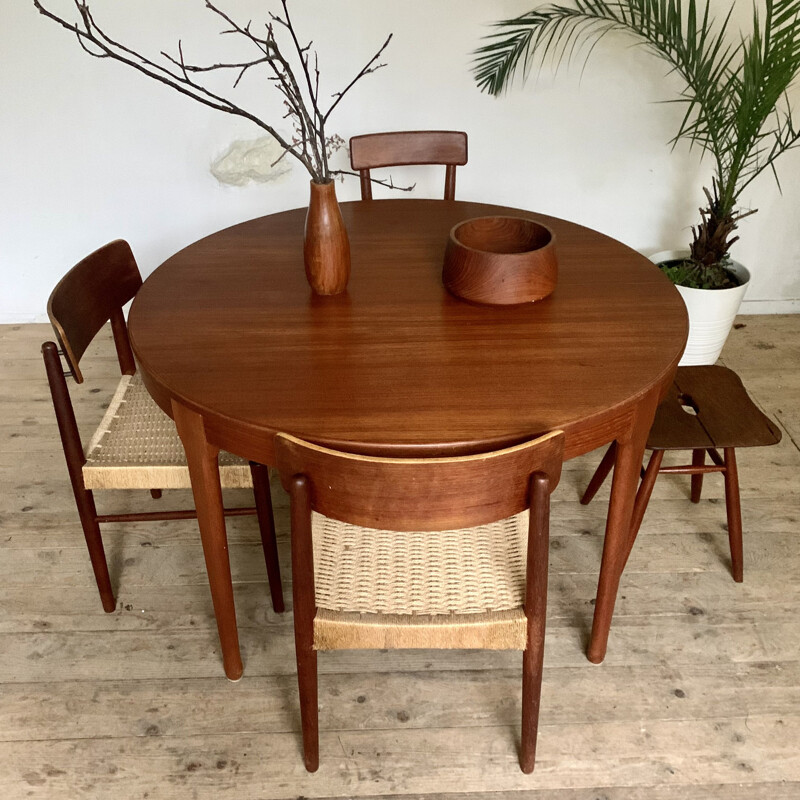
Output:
top-left (587, 388), bottom-right (661, 664)
top-left (172, 401), bottom-right (243, 681)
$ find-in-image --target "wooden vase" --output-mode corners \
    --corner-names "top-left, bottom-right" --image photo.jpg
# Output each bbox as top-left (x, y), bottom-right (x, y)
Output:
top-left (304, 180), bottom-right (351, 295)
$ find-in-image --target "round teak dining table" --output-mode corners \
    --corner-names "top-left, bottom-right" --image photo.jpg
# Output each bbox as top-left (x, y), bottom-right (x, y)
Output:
top-left (129, 198), bottom-right (687, 680)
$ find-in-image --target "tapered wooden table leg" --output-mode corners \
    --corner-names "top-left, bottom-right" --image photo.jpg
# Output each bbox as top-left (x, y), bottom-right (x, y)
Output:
top-left (173, 401), bottom-right (243, 681)
top-left (587, 388), bottom-right (660, 664)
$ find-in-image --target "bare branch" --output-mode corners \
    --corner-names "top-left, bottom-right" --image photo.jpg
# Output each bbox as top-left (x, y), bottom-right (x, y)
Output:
top-left (205, 2), bottom-right (271, 53)
top-left (331, 169), bottom-right (415, 193)
top-left (278, 0), bottom-right (324, 130)
top-left (175, 41), bottom-right (189, 82)
top-left (202, 0), bottom-right (319, 169)
top-left (164, 55), bottom-right (270, 76)
top-left (262, 15), bottom-right (324, 176)
top-left (161, 47), bottom-right (269, 90)
top-left (314, 52), bottom-right (320, 107)
top-left (33, 0), bottom-right (316, 177)
top-left (75, 29), bottom-right (106, 58)
top-left (34, 0), bottom-right (397, 187)
top-left (324, 34), bottom-right (393, 123)
top-left (270, 148), bottom-right (292, 168)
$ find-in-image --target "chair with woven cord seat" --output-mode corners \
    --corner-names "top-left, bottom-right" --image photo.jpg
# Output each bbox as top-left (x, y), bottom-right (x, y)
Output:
top-left (349, 130), bottom-right (468, 200)
top-left (42, 239), bottom-right (284, 614)
top-left (274, 430), bottom-right (565, 773)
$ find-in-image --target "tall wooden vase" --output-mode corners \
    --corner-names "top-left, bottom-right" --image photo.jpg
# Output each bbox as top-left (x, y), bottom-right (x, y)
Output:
top-left (304, 180), bottom-right (351, 295)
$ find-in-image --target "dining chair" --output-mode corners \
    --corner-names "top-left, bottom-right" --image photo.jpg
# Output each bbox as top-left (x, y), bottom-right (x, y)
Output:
top-left (274, 430), bottom-right (565, 773)
top-left (580, 365), bottom-right (781, 582)
top-left (349, 130), bottom-right (468, 200)
top-left (42, 239), bottom-right (284, 614)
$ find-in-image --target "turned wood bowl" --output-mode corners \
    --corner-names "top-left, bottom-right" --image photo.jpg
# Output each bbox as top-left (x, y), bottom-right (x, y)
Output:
top-left (442, 216), bottom-right (557, 305)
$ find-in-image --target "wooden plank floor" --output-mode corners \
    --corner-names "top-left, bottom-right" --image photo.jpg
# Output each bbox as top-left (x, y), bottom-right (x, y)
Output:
top-left (1, 316), bottom-right (799, 799)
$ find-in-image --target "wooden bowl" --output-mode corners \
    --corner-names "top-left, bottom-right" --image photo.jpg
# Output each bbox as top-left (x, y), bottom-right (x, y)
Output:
top-left (442, 216), bottom-right (557, 305)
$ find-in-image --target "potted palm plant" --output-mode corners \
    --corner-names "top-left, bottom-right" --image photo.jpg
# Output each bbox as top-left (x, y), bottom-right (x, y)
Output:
top-left (473, 0), bottom-right (800, 364)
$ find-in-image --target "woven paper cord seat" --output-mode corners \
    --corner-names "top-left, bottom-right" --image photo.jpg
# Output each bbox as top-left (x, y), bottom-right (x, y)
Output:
top-left (83, 372), bottom-right (252, 490)
top-left (311, 511), bottom-right (529, 650)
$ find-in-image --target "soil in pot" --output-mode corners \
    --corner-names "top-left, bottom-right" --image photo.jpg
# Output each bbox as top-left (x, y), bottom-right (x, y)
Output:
top-left (658, 258), bottom-right (742, 290)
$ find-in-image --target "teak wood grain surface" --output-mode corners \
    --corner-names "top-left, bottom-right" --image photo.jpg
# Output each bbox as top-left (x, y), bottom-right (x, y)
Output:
top-left (127, 199), bottom-right (687, 678)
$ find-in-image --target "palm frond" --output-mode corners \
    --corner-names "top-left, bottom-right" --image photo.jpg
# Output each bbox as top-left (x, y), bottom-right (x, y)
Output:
top-left (724, 0), bottom-right (800, 203)
top-left (472, 0), bottom-right (800, 217)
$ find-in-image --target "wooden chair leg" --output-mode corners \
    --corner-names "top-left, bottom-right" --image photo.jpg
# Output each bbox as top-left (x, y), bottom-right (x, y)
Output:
top-left (520, 473), bottom-right (549, 773)
top-left (289, 475), bottom-right (320, 772)
top-left (723, 448), bottom-right (744, 583)
top-left (520, 639), bottom-right (544, 773)
top-left (43, 341), bottom-right (115, 613)
top-left (620, 449), bottom-right (665, 572)
top-left (296, 645), bottom-right (319, 772)
top-left (150, 489), bottom-right (163, 499)
top-left (630, 450), bottom-right (664, 537)
top-left (690, 450), bottom-right (705, 503)
top-left (75, 489), bottom-right (116, 612)
top-left (250, 462), bottom-right (285, 613)
top-left (580, 442), bottom-right (616, 505)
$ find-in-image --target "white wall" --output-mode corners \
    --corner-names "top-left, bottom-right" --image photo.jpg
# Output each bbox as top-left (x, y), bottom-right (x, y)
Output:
top-left (3, 0), bottom-right (799, 321)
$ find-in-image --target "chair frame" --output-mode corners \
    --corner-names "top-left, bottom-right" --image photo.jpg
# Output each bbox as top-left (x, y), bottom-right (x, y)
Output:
top-left (275, 431), bottom-right (564, 773)
top-left (581, 365), bottom-right (782, 583)
top-left (43, 240), bottom-right (283, 614)
top-left (581, 440), bottom-right (745, 580)
top-left (349, 130), bottom-right (468, 200)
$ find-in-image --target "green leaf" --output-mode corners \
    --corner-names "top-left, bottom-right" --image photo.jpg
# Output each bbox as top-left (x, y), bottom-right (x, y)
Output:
top-left (472, 0), bottom-right (800, 221)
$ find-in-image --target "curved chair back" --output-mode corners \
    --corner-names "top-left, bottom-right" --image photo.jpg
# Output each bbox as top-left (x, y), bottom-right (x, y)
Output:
top-left (349, 130), bottom-right (468, 200)
top-left (47, 239), bottom-right (142, 383)
top-left (275, 431), bottom-right (564, 532)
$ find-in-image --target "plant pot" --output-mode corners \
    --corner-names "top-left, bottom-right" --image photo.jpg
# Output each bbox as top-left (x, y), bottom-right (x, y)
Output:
top-left (651, 250), bottom-right (750, 366)
top-left (304, 180), bottom-right (351, 295)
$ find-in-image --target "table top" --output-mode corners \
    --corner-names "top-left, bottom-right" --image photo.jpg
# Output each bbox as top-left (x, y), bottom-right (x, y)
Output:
top-left (129, 199), bottom-right (687, 463)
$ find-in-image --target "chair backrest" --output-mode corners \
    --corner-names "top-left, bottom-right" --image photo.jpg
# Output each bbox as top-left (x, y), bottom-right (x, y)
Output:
top-left (47, 239), bottom-right (142, 383)
top-left (275, 431), bottom-right (564, 532)
top-left (349, 130), bottom-right (468, 201)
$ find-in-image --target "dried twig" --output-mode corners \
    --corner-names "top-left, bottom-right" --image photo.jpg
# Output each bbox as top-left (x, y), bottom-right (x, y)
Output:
top-left (324, 34), bottom-right (392, 123)
top-left (331, 169), bottom-right (416, 192)
top-left (32, 0), bottom-right (399, 185)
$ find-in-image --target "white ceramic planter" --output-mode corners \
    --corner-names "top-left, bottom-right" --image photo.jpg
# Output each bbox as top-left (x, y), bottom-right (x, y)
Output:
top-left (650, 250), bottom-right (750, 366)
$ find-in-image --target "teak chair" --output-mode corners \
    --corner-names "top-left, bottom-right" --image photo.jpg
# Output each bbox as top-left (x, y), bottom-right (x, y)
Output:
top-left (274, 430), bottom-right (565, 773)
top-left (581, 365), bottom-right (781, 582)
top-left (42, 240), bottom-right (284, 614)
top-left (349, 130), bottom-right (468, 200)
